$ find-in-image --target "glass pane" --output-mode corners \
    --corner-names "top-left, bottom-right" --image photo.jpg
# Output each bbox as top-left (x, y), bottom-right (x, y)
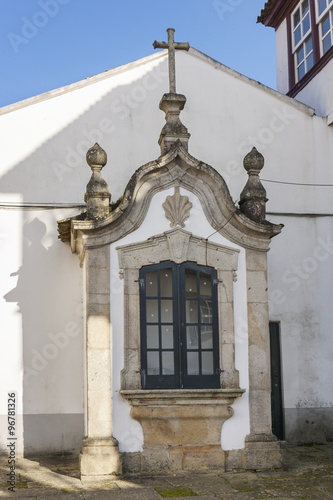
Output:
top-left (147, 351), bottom-right (159, 375)
top-left (161, 299), bottom-right (173, 322)
top-left (302, 0), bottom-right (309, 16)
top-left (200, 274), bottom-right (211, 297)
top-left (305, 36), bottom-right (313, 54)
top-left (201, 326), bottom-right (213, 349)
top-left (185, 270), bottom-right (197, 297)
top-left (306, 52), bottom-right (314, 70)
top-left (294, 25), bottom-right (302, 46)
top-left (187, 325), bottom-right (199, 349)
top-left (161, 325), bottom-right (173, 348)
top-left (302, 13), bottom-right (310, 35)
top-left (293, 8), bottom-right (300, 27)
top-left (162, 352), bottom-right (174, 375)
top-left (187, 352), bottom-right (199, 375)
top-left (186, 300), bottom-right (198, 323)
top-left (147, 325), bottom-right (159, 348)
top-left (298, 61), bottom-right (306, 80)
top-left (160, 268), bottom-right (172, 297)
top-left (323, 32), bottom-right (332, 53)
top-left (146, 271), bottom-right (157, 296)
top-left (146, 299), bottom-right (158, 322)
top-left (297, 45), bottom-right (305, 64)
top-left (202, 352), bottom-right (214, 375)
top-left (318, 0), bottom-right (327, 15)
top-left (322, 13), bottom-right (330, 35)
top-left (200, 300), bottom-right (212, 323)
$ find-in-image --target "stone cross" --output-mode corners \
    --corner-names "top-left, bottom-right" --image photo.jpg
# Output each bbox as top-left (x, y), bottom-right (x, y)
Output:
top-left (153, 28), bottom-right (190, 94)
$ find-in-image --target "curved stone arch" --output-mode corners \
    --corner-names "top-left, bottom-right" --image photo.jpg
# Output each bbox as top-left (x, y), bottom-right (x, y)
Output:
top-left (71, 143), bottom-right (282, 258)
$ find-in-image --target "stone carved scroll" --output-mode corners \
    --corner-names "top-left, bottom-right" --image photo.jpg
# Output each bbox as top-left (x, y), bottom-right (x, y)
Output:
top-left (162, 186), bottom-right (192, 228)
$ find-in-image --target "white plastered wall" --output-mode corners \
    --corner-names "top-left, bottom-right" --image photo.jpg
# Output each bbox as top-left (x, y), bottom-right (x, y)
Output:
top-left (276, 19), bottom-right (290, 95)
top-left (0, 205), bottom-right (83, 455)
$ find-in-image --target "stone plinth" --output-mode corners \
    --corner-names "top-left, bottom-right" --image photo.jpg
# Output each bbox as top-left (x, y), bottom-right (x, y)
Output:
top-left (80, 437), bottom-right (122, 478)
top-left (158, 93), bottom-right (190, 154)
top-left (121, 389), bottom-right (244, 472)
top-left (244, 434), bottom-right (282, 470)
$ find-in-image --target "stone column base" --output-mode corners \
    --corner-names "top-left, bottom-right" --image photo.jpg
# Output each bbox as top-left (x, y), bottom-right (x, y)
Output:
top-left (244, 434), bottom-right (282, 470)
top-left (79, 437), bottom-right (122, 479)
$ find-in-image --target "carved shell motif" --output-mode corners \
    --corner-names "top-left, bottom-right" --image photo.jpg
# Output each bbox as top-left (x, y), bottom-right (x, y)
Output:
top-left (162, 187), bottom-right (192, 228)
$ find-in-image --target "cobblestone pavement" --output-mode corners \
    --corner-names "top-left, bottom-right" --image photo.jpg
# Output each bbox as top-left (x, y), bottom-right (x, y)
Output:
top-left (0, 443), bottom-right (332, 499)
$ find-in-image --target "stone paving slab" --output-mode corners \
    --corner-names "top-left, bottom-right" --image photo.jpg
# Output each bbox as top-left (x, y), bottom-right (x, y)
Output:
top-left (161, 473), bottom-right (236, 497)
top-left (83, 489), bottom-right (161, 500)
top-left (0, 444), bottom-right (332, 499)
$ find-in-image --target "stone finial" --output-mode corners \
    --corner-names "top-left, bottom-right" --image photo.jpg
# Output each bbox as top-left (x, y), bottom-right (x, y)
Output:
top-left (239, 147), bottom-right (267, 223)
top-left (85, 143), bottom-right (111, 220)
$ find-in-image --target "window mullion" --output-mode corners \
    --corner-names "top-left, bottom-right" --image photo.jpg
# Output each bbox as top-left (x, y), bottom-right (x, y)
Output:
top-left (175, 264), bottom-right (182, 388)
top-left (212, 277), bottom-right (220, 374)
top-left (139, 275), bottom-right (147, 388)
top-left (157, 269), bottom-right (162, 377)
top-left (197, 270), bottom-right (202, 377)
top-left (311, 0), bottom-right (321, 61)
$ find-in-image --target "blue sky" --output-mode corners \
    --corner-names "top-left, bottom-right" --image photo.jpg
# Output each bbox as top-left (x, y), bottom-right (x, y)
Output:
top-left (0, 0), bottom-right (275, 108)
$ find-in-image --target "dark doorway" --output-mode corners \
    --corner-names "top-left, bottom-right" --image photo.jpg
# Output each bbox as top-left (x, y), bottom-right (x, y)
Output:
top-left (269, 322), bottom-right (284, 440)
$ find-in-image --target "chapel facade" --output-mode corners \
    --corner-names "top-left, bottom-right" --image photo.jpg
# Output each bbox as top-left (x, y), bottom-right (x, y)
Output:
top-left (1, 2), bottom-right (332, 479)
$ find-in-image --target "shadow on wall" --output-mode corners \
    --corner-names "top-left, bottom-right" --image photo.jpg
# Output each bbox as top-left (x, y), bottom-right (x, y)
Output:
top-left (3, 217), bottom-right (84, 455)
top-left (0, 57), bottom-right (168, 456)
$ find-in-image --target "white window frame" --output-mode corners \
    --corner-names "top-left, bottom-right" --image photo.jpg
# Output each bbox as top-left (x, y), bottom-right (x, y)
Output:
top-left (316, 0), bottom-right (333, 56)
top-left (292, 0), bottom-right (314, 82)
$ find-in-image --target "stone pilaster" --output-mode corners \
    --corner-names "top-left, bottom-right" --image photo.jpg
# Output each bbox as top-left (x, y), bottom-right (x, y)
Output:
top-left (79, 246), bottom-right (122, 479)
top-left (244, 248), bottom-right (281, 469)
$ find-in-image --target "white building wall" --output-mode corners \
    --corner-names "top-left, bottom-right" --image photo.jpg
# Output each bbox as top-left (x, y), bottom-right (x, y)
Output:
top-left (268, 214), bottom-right (333, 441)
top-left (276, 19), bottom-right (290, 94)
top-left (0, 48), bottom-right (332, 453)
top-left (0, 205), bottom-right (84, 456)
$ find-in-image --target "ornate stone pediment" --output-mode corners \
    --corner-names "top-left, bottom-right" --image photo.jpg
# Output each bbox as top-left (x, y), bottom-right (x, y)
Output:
top-left (65, 142), bottom-right (282, 264)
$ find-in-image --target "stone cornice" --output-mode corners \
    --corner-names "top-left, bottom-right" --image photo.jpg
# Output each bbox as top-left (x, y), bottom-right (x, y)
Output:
top-left (120, 388), bottom-right (245, 406)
